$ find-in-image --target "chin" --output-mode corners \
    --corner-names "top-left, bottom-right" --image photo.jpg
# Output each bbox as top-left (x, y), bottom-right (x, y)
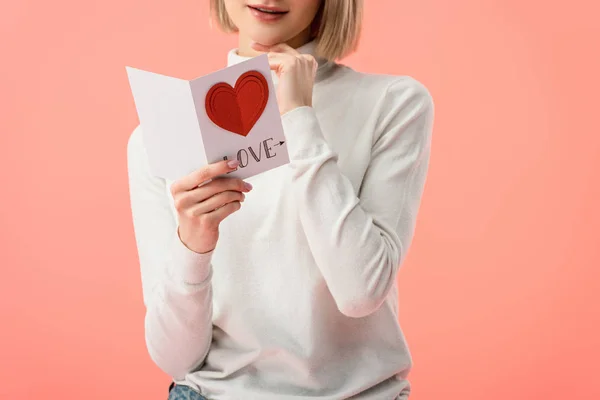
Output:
top-left (246, 28), bottom-right (289, 47)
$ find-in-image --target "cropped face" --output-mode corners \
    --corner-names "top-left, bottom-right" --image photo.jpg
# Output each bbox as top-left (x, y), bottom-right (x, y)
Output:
top-left (223, 0), bottom-right (322, 46)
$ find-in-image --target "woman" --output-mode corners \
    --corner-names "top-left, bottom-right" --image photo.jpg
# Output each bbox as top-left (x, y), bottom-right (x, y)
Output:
top-left (127, 0), bottom-right (434, 399)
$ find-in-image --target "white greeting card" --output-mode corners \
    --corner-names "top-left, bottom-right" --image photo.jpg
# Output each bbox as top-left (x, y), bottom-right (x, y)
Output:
top-left (126, 54), bottom-right (289, 181)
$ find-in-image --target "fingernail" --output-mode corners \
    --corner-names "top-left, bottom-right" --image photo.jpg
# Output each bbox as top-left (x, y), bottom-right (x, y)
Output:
top-left (244, 182), bottom-right (253, 191)
top-left (228, 160), bottom-right (240, 168)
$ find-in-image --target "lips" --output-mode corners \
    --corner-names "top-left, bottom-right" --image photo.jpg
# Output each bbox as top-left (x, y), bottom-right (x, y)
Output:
top-left (247, 4), bottom-right (288, 14)
top-left (247, 4), bottom-right (288, 22)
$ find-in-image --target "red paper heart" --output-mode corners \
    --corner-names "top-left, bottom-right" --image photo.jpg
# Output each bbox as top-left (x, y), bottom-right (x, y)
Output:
top-left (205, 70), bottom-right (269, 137)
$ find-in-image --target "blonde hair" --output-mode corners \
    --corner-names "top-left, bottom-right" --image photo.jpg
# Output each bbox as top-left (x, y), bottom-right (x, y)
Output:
top-left (209, 0), bottom-right (363, 61)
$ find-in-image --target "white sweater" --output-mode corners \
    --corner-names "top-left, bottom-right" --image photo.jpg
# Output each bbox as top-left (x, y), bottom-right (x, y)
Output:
top-left (127, 40), bottom-right (434, 400)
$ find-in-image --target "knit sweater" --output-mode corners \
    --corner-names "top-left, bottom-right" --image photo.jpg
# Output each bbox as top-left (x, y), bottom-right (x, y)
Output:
top-left (126, 40), bottom-right (434, 400)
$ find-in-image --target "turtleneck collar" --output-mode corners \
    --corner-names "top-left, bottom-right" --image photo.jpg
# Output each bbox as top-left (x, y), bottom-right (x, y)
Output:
top-left (226, 40), bottom-right (329, 85)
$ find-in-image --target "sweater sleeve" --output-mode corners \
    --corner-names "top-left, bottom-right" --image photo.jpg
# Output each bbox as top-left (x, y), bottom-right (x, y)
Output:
top-left (281, 78), bottom-right (434, 318)
top-left (126, 125), bottom-right (215, 380)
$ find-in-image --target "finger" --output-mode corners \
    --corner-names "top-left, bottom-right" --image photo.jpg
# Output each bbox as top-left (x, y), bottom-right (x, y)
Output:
top-left (266, 42), bottom-right (298, 55)
top-left (267, 53), bottom-right (317, 78)
top-left (250, 41), bottom-right (298, 54)
top-left (271, 42), bottom-right (299, 55)
top-left (202, 201), bottom-right (242, 225)
top-left (251, 41), bottom-right (299, 56)
top-left (172, 159), bottom-right (239, 193)
top-left (304, 54), bottom-right (319, 76)
top-left (175, 177), bottom-right (251, 210)
top-left (249, 41), bottom-right (270, 52)
top-left (266, 52), bottom-right (297, 72)
top-left (189, 190), bottom-right (246, 215)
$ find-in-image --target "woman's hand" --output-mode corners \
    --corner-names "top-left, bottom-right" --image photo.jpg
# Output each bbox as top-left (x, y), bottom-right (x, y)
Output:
top-left (250, 42), bottom-right (318, 115)
top-left (170, 159), bottom-right (253, 254)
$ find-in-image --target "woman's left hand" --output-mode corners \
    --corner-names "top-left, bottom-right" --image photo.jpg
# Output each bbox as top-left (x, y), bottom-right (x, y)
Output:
top-left (250, 42), bottom-right (318, 116)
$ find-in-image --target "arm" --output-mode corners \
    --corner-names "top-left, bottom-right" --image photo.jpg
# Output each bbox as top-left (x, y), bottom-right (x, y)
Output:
top-left (126, 125), bottom-right (214, 379)
top-left (281, 78), bottom-right (434, 318)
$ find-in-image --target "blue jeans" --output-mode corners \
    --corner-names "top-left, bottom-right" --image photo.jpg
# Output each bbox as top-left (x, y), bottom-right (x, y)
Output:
top-left (168, 382), bottom-right (208, 400)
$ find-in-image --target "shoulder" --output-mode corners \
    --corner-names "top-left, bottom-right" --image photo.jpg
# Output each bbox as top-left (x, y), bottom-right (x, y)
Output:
top-left (127, 123), bottom-right (151, 166)
top-left (326, 62), bottom-right (432, 100)
top-left (126, 124), bottom-right (154, 178)
top-left (127, 124), bottom-right (143, 153)
top-left (353, 65), bottom-right (433, 106)
top-left (326, 63), bottom-right (434, 120)
top-left (327, 64), bottom-right (434, 139)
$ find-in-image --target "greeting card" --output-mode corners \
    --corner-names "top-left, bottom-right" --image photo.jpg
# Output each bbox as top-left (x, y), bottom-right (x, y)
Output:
top-left (126, 54), bottom-right (289, 181)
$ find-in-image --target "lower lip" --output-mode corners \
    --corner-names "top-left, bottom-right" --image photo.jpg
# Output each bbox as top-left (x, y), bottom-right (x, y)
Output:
top-left (248, 6), bottom-right (287, 22)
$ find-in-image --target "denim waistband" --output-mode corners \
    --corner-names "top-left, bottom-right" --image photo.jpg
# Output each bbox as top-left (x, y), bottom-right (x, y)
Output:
top-left (168, 382), bottom-right (208, 400)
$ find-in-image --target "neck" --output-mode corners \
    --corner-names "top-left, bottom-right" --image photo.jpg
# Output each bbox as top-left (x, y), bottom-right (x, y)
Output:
top-left (236, 28), bottom-right (313, 57)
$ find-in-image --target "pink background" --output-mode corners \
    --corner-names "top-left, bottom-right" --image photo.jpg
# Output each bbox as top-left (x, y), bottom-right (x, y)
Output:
top-left (1, 1), bottom-right (599, 399)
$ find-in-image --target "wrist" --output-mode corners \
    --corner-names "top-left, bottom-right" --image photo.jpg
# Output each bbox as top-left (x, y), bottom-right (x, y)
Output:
top-left (280, 101), bottom-right (312, 116)
top-left (177, 225), bottom-right (216, 255)
top-left (170, 228), bottom-right (214, 285)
